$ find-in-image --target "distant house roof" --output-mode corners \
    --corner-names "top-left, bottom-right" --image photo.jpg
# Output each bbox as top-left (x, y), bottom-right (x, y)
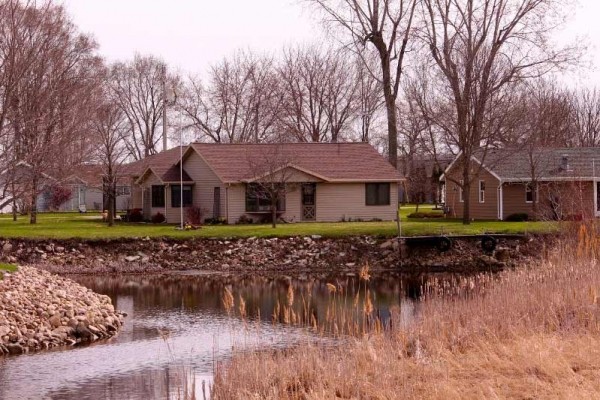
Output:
top-left (398, 155), bottom-right (453, 178)
top-left (66, 164), bottom-right (131, 187)
top-left (188, 142), bottom-right (403, 183)
top-left (447, 147), bottom-right (600, 182)
top-left (123, 146), bottom-right (189, 183)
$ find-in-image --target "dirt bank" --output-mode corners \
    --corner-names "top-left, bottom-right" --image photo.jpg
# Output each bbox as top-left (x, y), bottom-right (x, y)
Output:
top-left (0, 234), bottom-right (554, 275)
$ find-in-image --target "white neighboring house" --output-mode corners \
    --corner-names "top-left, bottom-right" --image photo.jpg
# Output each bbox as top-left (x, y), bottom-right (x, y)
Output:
top-left (54, 164), bottom-right (131, 212)
top-left (0, 161), bottom-right (54, 214)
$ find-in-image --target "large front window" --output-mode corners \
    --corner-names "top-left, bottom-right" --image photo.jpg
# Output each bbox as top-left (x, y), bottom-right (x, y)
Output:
top-left (171, 185), bottom-right (193, 207)
top-left (245, 183), bottom-right (285, 212)
top-left (365, 183), bottom-right (390, 206)
top-left (151, 185), bottom-right (165, 208)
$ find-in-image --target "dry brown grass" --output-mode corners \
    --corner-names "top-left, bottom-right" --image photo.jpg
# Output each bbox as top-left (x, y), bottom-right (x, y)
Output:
top-left (212, 226), bottom-right (600, 399)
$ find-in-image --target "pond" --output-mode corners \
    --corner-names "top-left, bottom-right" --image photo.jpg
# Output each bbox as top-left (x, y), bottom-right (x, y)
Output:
top-left (0, 272), bottom-right (420, 400)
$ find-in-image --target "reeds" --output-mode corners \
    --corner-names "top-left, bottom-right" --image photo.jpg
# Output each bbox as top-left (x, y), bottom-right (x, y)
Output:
top-left (212, 227), bottom-right (600, 399)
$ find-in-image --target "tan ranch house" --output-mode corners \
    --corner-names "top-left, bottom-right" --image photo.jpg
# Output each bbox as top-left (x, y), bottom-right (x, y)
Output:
top-left (442, 148), bottom-right (600, 221)
top-left (127, 142), bottom-right (403, 224)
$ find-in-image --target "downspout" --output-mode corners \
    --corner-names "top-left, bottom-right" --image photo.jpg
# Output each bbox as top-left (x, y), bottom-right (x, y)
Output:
top-left (497, 182), bottom-right (504, 221)
top-left (164, 183), bottom-right (168, 221)
top-left (225, 184), bottom-right (230, 223)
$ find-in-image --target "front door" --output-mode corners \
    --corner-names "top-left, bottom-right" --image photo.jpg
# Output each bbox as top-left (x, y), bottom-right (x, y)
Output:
top-left (301, 183), bottom-right (316, 221)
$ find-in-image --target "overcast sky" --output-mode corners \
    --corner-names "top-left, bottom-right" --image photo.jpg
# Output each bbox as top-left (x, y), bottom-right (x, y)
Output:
top-left (61, 0), bottom-right (600, 84)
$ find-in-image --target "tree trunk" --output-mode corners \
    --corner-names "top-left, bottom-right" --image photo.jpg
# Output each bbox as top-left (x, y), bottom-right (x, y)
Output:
top-left (29, 178), bottom-right (37, 225)
top-left (383, 89), bottom-right (398, 168)
top-left (107, 192), bottom-right (114, 227)
top-left (12, 199), bottom-right (17, 222)
top-left (271, 201), bottom-right (277, 228)
top-left (531, 181), bottom-right (538, 219)
top-left (462, 179), bottom-right (471, 225)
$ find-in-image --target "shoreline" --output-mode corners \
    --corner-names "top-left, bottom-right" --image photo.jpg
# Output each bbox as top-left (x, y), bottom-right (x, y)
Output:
top-left (0, 234), bottom-right (552, 276)
top-left (0, 266), bottom-right (125, 356)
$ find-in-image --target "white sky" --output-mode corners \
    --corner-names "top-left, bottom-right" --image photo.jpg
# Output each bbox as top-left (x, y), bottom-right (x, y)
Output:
top-left (61, 0), bottom-right (600, 84)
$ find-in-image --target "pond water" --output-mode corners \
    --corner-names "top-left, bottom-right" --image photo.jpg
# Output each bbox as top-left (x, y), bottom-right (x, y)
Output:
top-left (0, 272), bottom-right (420, 400)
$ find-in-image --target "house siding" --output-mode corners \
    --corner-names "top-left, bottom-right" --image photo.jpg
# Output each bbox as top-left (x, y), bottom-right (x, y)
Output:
top-left (315, 182), bottom-right (398, 222)
top-left (181, 151), bottom-right (226, 222)
top-left (444, 159), bottom-right (500, 220)
top-left (226, 182), bottom-right (398, 223)
top-left (502, 183), bottom-right (535, 218)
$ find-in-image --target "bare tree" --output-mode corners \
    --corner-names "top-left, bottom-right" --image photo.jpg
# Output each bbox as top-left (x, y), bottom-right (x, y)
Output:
top-left (305, 0), bottom-right (418, 166)
top-left (421, 0), bottom-right (579, 224)
top-left (110, 54), bottom-right (177, 160)
top-left (278, 46), bottom-right (331, 142)
top-left (178, 51), bottom-right (282, 143)
top-left (92, 94), bottom-right (128, 227)
top-left (354, 59), bottom-right (383, 143)
top-left (4, 1), bottom-right (101, 224)
top-left (572, 87), bottom-right (600, 147)
top-left (278, 46), bottom-right (359, 142)
top-left (246, 146), bottom-right (297, 228)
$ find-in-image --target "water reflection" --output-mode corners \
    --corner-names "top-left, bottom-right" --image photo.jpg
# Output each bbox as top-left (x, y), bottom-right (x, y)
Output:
top-left (0, 272), bottom-right (420, 400)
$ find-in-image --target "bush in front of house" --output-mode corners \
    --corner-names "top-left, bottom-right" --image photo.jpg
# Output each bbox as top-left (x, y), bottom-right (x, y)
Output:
top-left (236, 215), bottom-right (254, 225)
top-left (407, 212), bottom-right (445, 219)
top-left (151, 212), bottom-right (166, 224)
top-left (186, 206), bottom-right (203, 225)
top-left (505, 213), bottom-right (529, 222)
top-left (204, 217), bottom-right (228, 225)
top-left (127, 208), bottom-right (144, 223)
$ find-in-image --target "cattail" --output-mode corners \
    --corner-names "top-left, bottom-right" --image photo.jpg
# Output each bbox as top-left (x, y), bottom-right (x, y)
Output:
top-left (287, 285), bottom-right (294, 307)
top-left (364, 291), bottom-right (373, 315)
top-left (238, 295), bottom-right (246, 318)
top-left (222, 287), bottom-right (234, 316)
top-left (359, 263), bottom-right (371, 282)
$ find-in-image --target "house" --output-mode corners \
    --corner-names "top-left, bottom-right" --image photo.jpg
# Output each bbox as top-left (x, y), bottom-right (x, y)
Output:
top-left (51, 165), bottom-right (131, 212)
top-left (127, 143), bottom-right (403, 224)
top-left (398, 155), bottom-right (452, 204)
top-left (442, 147), bottom-right (600, 220)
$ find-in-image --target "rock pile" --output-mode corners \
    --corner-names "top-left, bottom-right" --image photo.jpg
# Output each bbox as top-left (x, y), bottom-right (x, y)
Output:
top-left (0, 266), bottom-right (124, 355)
top-left (0, 235), bottom-right (547, 275)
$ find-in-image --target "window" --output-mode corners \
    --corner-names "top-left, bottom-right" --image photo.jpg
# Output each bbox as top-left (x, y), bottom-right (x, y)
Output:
top-left (526, 183), bottom-right (538, 203)
top-left (116, 186), bottom-right (131, 196)
top-left (171, 185), bottom-right (193, 207)
top-left (459, 180), bottom-right (464, 203)
top-left (479, 180), bottom-right (485, 203)
top-left (245, 183), bottom-right (285, 212)
top-left (365, 183), bottom-right (390, 206)
top-left (151, 185), bottom-right (165, 208)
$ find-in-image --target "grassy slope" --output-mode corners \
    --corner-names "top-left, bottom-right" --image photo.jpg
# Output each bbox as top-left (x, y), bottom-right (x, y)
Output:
top-left (0, 206), bottom-right (556, 240)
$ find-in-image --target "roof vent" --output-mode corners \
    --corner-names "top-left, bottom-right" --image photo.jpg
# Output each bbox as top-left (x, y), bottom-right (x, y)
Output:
top-left (560, 155), bottom-right (571, 172)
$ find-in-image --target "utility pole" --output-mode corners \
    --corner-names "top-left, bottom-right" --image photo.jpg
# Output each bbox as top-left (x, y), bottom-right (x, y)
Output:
top-left (162, 65), bottom-right (168, 152)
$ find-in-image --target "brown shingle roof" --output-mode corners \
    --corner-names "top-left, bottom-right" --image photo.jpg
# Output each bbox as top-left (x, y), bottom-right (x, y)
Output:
top-left (190, 142), bottom-right (403, 183)
top-left (123, 146), bottom-right (188, 182)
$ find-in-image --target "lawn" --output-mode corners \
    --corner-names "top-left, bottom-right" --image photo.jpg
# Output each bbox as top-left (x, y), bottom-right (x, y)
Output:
top-left (0, 263), bottom-right (17, 279)
top-left (0, 205), bottom-right (557, 240)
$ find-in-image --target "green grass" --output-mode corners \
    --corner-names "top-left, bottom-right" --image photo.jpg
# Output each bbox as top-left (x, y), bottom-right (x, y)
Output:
top-left (0, 205), bottom-right (557, 240)
top-left (0, 263), bottom-right (17, 280)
